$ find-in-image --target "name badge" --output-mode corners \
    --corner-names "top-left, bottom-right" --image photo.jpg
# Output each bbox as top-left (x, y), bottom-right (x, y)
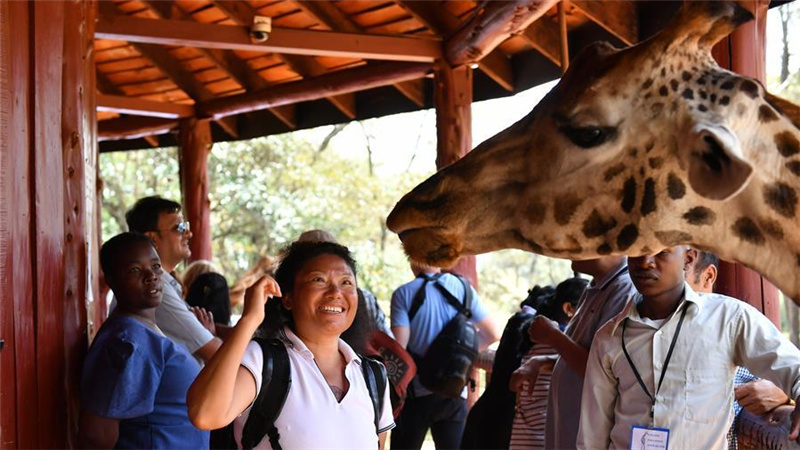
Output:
top-left (630, 425), bottom-right (669, 450)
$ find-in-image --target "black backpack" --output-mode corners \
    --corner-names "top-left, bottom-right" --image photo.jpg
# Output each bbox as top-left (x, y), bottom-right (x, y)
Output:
top-left (213, 337), bottom-right (387, 450)
top-left (409, 274), bottom-right (479, 399)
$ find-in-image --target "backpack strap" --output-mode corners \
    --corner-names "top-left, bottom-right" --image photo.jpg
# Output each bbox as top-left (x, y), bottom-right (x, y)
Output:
top-left (408, 273), bottom-right (442, 321)
top-left (359, 355), bottom-right (388, 433)
top-left (431, 274), bottom-right (474, 319)
top-left (240, 338), bottom-right (291, 450)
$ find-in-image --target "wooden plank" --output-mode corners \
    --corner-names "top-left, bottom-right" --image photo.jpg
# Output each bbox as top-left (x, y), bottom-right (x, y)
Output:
top-left (96, 69), bottom-right (125, 94)
top-left (61, 2), bottom-right (96, 446)
top-left (98, 116), bottom-right (180, 141)
top-left (97, 94), bottom-right (196, 118)
top-left (445, 0), bottom-right (560, 67)
top-left (33, 2), bottom-right (67, 447)
top-left (0, 3), bottom-right (32, 447)
top-left (95, 14), bottom-right (442, 62)
top-left (398, 0), bottom-right (514, 91)
top-left (200, 61), bottom-right (432, 119)
top-left (179, 118), bottom-right (214, 261)
top-left (571, 1), bottom-right (637, 46)
top-left (520, 17), bottom-right (561, 67)
top-left (134, 42), bottom-right (214, 100)
top-left (394, 79), bottom-right (425, 107)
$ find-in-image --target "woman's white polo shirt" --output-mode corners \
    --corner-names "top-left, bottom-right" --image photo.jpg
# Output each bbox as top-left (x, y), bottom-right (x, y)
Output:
top-left (234, 328), bottom-right (395, 449)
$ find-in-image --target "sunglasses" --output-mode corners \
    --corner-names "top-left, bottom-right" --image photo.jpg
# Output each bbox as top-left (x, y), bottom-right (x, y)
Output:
top-left (158, 221), bottom-right (190, 235)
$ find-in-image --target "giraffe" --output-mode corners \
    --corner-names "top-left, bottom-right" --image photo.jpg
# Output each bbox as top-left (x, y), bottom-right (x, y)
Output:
top-left (387, 1), bottom-right (800, 301)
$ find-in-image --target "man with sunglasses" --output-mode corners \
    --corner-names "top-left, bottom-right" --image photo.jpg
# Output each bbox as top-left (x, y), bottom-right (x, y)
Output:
top-left (122, 196), bottom-right (222, 363)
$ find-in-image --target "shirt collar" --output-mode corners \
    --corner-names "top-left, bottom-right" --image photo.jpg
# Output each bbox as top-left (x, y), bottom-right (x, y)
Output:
top-left (282, 326), bottom-right (361, 365)
top-left (610, 282), bottom-right (703, 335)
top-left (591, 262), bottom-right (629, 291)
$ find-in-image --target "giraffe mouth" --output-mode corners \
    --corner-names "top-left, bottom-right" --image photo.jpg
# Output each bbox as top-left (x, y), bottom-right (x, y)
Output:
top-left (397, 227), bottom-right (463, 268)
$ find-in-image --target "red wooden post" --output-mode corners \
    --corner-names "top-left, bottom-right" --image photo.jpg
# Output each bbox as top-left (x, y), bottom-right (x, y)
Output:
top-left (712, 0), bottom-right (781, 328)
top-left (433, 60), bottom-right (483, 405)
top-left (179, 118), bottom-right (214, 262)
top-left (433, 60), bottom-right (478, 290)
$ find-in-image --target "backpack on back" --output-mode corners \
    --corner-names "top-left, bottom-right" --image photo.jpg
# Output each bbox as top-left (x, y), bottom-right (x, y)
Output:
top-left (409, 274), bottom-right (479, 399)
top-left (214, 337), bottom-right (387, 450)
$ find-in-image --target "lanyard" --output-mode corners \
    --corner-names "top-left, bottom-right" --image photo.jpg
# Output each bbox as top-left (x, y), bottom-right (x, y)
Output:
top-left (621, 303), bottom-right (688, 420)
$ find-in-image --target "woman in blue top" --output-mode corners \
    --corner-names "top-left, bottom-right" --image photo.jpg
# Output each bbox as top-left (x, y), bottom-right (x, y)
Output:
top-left (78, 233), bottom-right (209, 449)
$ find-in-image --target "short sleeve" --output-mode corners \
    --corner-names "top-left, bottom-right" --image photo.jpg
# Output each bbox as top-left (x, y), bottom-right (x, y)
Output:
top-left (391, 289), bottom-right (410, 328)
top-left (468, 287), bottom-right (489, 322)
top-left (377, 380), bottom-right (396, 434)
top-left (240, 340), bottom-right (265, 396)
top-left (155, 281), bottom-right (214, 355)
top-left (81, 335), bottom-right (161, 419)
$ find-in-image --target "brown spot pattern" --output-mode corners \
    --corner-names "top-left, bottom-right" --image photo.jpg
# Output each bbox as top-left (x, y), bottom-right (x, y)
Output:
top-left (758, 218), bottom-right (784, 239)
top-left (641, 178), bottom-right (657, 216)
top-left (597, 243), bottom-right (612, 255)
top-left (670, 79), bottom-right (679, 92)
top-left (617, 224), bottom-right (639, 251)
top-left (759, 105), bottom-right (779, 123)
top-left (621, 177), bottom-right (636, 213)
top-left (604, 163), bottom-right (626, 182)
top-left (526, 202), bottom-right (547, 225)
top-left (683, 206), bottom-right (716, 225)
top-left (720, 96), bottom-right (730, 106)
top-left (659, 86), bottom-right (669, 97)
top-left (763, 182), bottom-right (798, 218)
top-left (582, 209), bottom-right (618, 238)
top-left (648, 157), bottom-right (663, 169)
top-left (720, 80), bottom-right (735, 90)
top-left (667, 173), bottom-right (686, 199)
top-left (655, 230), bottom-right (693, 246)
top-left (732, 217), bottom-right (765, 245)
top-left (554, 194), bottom-right (584, 225)
top-left (785, 161), bottom-right (800, 176)
top-left (740, 79), bottom-right (759, 98)
top-left (776, 131), bottom-right (800, 157)
top-left (682, 89), bottom-right (694, 100)
top-left (681, 71), bottom-right (692, 81)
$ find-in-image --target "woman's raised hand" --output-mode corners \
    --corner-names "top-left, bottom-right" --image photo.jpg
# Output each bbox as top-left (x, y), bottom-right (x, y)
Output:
top-left (242, 275), bottom-right (281, 324)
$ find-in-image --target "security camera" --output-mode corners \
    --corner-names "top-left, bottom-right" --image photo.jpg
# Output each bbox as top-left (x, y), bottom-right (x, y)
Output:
top-left (251, 15), bottom-right (272, 43)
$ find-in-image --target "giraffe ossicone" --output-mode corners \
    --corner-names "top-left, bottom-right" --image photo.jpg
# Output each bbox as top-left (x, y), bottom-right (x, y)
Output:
top-left (387, 1), bottom-right (800, 301)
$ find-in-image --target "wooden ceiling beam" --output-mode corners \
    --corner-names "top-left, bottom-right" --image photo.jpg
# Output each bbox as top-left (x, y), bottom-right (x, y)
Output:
top-left (445, 0), bottom-right (560, 67)
top-left (398, 0), bottom-right (514, 92)
top-left (571, 1), bottom-right (638, 46)
top-left (200, 61), bottom-right (432, 120)
top-left (292, 0), bottom-right (429, 105)
top-left (95, 14), bottom-right (441, 62)
top-left (520, 17), bottom-right (561, 67)
top-left (97, 94), bottom-right (196, 119)
top-left (96, 70), bottom-right (125, 95)
top-left (213, 0), bottom-right (356, 119)
top-left (139, 0), bottom-right (293, 131)
top-left (98, 117), bottom-right (179, 141)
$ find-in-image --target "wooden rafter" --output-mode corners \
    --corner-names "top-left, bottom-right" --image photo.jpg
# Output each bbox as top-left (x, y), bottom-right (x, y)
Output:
top-left (520, 17), bottom-right (561, 67)
top-left (97, 94), bottom-right (195, 119)
top-left (445, 0), bottom-right (560, 67)
top-left (140, 0), bottom-right (296, 130)
top-left (572, 1), bottom-right (638, 46)
top-left (212, 0), bottom-right (357, 119)
top-left (96, 70), bottom-right (125, 95)
top-left (95, 14), bottom-right (441, 62)
top-left (98, 1), bottom-right (239, 138)
top-left (98, 117), bottom-right (179, 141)
top-left (200, 61), bottom-right (432, 120)
top-left (291, 0), bottom-right (426, 106)
top-left (398, 0), bottom-right (514, 92)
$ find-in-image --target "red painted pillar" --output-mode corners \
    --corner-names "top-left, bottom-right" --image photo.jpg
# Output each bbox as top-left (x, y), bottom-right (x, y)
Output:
top-left (712, 0), bottom-right (781, 328)
top-left (179, 118), bottom-right (214, 262)
top-left (433, 61), bottom-right (479, 290)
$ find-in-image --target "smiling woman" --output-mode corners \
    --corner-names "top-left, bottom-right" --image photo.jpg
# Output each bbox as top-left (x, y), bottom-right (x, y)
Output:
top-left (187, 241), bottom-right (395, 450)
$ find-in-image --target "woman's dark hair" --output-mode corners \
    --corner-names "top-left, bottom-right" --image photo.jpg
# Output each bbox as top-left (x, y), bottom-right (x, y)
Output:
top-left (185, 272), bottom-right (232, 326)
top-left (100, 232), bottom-right (154, 277)
top-left (541, 276), bottom-right (589, 325)
top-left (261, 241), bottom-right (359, 338)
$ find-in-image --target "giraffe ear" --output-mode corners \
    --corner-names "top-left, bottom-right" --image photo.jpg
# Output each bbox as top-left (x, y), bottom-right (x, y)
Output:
top-left (686, 123), bottom-right (753, 201)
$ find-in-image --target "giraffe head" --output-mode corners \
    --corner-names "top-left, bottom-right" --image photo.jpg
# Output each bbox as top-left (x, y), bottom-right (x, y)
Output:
top-left (388, 1), bottom-right (800, 299)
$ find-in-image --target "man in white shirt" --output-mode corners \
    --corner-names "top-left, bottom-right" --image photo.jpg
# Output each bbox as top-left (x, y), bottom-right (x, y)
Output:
top-left (578, 246), bottom-right (800, 449)
top-left (124, 196), bottom-right (221, 362)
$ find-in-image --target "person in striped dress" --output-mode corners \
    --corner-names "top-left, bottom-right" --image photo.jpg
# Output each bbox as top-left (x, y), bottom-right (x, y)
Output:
top-left (509, 277), bottom-right (589, 449)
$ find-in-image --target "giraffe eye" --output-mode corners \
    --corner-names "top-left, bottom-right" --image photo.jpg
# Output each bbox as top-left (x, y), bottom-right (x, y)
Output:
top-left (561, 125), bottom-right (616, 149)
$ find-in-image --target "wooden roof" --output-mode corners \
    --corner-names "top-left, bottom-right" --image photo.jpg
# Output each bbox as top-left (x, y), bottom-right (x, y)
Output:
top-left (96, 0), bottom-right (668, 152)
